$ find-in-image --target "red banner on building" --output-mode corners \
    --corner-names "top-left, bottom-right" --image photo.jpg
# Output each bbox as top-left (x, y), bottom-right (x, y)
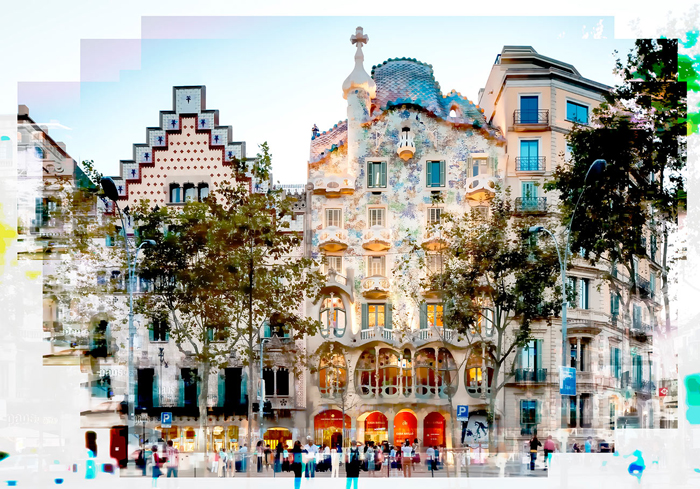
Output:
top-left (365, 412), bottom-right (388, 432)
top-left (423, 412), bottom-right (445, 447)
top-left (314, 410), bottom-right (351, 430)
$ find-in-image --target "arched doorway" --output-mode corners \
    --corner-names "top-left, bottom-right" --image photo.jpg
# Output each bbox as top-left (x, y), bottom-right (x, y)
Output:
top-left (314, 410), bottom-right (351, 448)
top-left (359, 411), bottom-right (388, 445)
top-left (264, 427), bottom-right (292, 450)
top-left (423, 412), bottom-right (445, 447)
top-left (393, 410), bottom-right (417, 447)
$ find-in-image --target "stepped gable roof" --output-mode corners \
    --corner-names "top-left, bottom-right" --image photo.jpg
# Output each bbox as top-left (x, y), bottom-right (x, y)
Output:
top-left (370, 58), bottom-right (489, 128)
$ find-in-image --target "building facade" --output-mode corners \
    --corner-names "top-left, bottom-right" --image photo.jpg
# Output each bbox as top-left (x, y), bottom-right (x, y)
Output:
top-left (302, 33), bottom-right (667, 453)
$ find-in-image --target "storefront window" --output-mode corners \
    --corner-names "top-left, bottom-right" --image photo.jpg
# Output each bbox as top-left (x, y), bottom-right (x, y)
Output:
top-left (212, 426), bottom-right (225, 453)
top-left (423, 412), bottom-right (445, 447)
top-left (183, 427), bottom-right (196, 452)
top-left (314, 410), bottom-right (350, 449)
top-left (355, 350), bottom-right (378, 398)
top-left (378, 349), bottom-right (400, 397)
top-left (227, 425), bottom-right (240, 451)
top-left (362, 412), bottom-right (388, 445)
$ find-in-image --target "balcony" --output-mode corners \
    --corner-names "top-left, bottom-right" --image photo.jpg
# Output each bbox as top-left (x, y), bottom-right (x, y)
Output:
top-left (514, 197), bottom-right (547, 214)
top-left (465, 175), bottom-right (499, 201)
top-left (515, 156), bottom-right (546, 172)
top-left (635, 274), bottom-right (651, 297)
top-left (414, 327), bottom-right (456, 343)
top-left (318, 226), bottom-right (349, 252)
top-left (512, 109), bottom-right (550, 130)
top-left (514, 368), bottom-right (547, 383)
top-left (420, 230), bottom-right (447, 251)
top-left (312, 174), bottom-right (354, 198)
top-left (359, 326), bottom-right (397, 343)
top-left (361, 275), bottom-right (390, 300)
top-left (397, 129), bottom-right (415, 161)
top-left (362, 227), bottom-right (392, 252)
top-left (320, 268), bottom-right (354, 302)
top-left (631, 321), bottom-right (653, 340)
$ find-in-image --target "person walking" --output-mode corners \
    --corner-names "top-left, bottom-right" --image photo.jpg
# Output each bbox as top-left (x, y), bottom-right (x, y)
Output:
top-left (211, 449), bottom-right (219, 476)
top-left (529, 434), bottom-right (542, 471)
top-left (585, 437), bottom-right (593, 453)
top-left (218, 448), bottom-right (227, 477)
top-left (228, 447), bottom-right (235, 477)
top-left (304, 436), bottom-right (318, 478)
top-left (240, 444), bottom-right (248, 473)
top-left (264, 444), bottom-right (272, 472)
top-left (543, 436), bottom-right (556, 470)
top-left (401, 441), bottom-right (413, 478)
top-left (165, 440), bottom-right (179, 479)
top-left (366, 443), bottom-right (375, 476)
top-left (331, 446), bottom-right (340, 478)
top-left (275, 443), bottom-right (283, 473)
top-left (151, 445), bottom-right (163, 488)
top-left (426, 446), bottom-right (435, 473)
top-left (291, 441), bottom-right (303, 489)
top-left (346, 441), bottom-right (361, 489)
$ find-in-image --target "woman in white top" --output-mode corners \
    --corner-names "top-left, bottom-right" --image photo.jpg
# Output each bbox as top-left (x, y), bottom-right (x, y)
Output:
top-left (330, 447), bottom-right (340, 478)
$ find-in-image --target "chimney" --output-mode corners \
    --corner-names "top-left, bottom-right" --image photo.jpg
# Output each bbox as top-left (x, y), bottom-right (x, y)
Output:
top-left (18, 105), bottom-right (29, 116)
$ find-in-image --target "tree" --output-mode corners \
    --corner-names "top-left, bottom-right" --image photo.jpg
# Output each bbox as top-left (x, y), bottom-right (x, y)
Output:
top-left (546, 38), bottom-right (686, 337)
top-left (135, 143), bottom-right (323, 458)
top-left (396, 192), bottom-right (561, 454)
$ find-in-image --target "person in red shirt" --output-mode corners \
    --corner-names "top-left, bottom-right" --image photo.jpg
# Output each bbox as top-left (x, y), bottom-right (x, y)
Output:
top-left (543, 436), bottom-right (556, 469)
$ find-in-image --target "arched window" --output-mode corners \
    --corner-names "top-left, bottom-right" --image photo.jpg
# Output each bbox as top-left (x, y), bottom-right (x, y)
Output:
top-left (414, 349), bottom-right (437, 398)
top-left (378, 349), bottom-right (400, 398)
top-left (437, 348), bottom-right (458, 398)
top-left (183, 183), bottom-right (196, 202)
top-left (319, 351), bottom-right (347, 398)
top-left (198, 183), bottom-right (209, 201)
top-left (170, 184), bottom-right (182, 203)
top-left (319, 295), bottom-right (346, 338)
top-left (465, 347), bottom-right (493, 398)
top-left (355, 350), bottom-right (378, 398)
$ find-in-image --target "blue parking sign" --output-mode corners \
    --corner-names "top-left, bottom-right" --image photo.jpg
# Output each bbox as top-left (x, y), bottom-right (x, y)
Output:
top-left (456, 405), bottom-right (469, 421)
top-left (560, 367), bottom-right (576, 396)
top-left (161, 412), bottom-right (172, 428)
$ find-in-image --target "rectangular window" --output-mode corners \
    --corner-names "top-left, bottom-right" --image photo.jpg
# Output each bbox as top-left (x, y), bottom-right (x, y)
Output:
top-left (520, 96), bottom-right (539, 123)
top-left (151, 318), bottom-right (169, 342)
top-left (569, 342), bottom-right (577, 369)
top-left (426, 160), bottom-right (445, 187)
top-left (324, 256), bottom-right (343, 274)
top-left (170, 185), bottom-right (182, 203)
top-left (610, 347), bottom-right (621, 378)
top-left (367, 161), bottom-right (387, 188)
top-left (325, 208), bottom-right (342, 228)
top-left (198, 184), bottom-right (209, 201)
top-left (578, 278), bottom-right (589, 309)
top-left (567, 277), bottom-right (577, 308)
top-left (184, 184), bottom-right (196, 202)
top-left (368, 255), bottom-right (386, 276)
top-left (426, 304), bottom-right (443, 328)
top-left (566, 101), bottom-right (589, 124)
top-left (633, 304), bottom-right (642, 329)
top-left (569, 396), bottom-right (577, 428)
top-left (426, 253), bottom-right (443, 275)
top-left (520, 399), bottom-right (538, 425)
top-left (368, 208), bottom-right (385, 228)
top-left (428, 208), bottom-right (443, 226)
top-left (521, 340), bottom-right (539, 370)
top-left (367, 304), bottom-right (386, 329)
top-left (519, 140), bottom-right (539, 171)
top-left (632, 354), bottom-right (643, 386)
top-left (650, 273), bottom-right (655, 295)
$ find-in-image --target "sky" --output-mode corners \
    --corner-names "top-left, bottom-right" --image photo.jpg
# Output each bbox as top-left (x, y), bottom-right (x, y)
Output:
top-left (16, 16), bottom-right (636, 185)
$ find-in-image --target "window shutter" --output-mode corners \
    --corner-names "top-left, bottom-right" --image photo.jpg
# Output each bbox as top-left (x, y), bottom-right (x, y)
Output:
top-left (426, 161), bottom-right (432, 186)
top-left (536, 339), bottom-right (543, 372)
top-left (489, 156), bottom-right (498, 176)
top-left (466, 156), bottom-right (473, 177)
top-left (385, 303), bottom-right (392, 330)
top-left (178, 374), bottom-right (185, 407)
top-left (218, 371), bottom-right (225, 407)
top-left (207, 327), bottom-right (214, 343)
top-left (535, 400), bottom-right (542, 424)
top-left (153, 371), bottom-right (159, 407)
top-left (361, 303), bottom-right (369, 330)
top-left (381, 161), bottom-right (387, 187)
top-left (420, 303), bottom-right (428, 329)
top-left (615, 349), bottom-right (621, 378)
top-left (149, 322), bottom-right (154, 342)
top-left (439, 161), bottom-right (446, 186)
top-left (196, 372), bottom-right (201, 405)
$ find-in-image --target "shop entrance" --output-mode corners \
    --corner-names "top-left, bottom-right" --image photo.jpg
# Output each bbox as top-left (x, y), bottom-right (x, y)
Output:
top-left (314, 410), bottom-right (351, 448)
top-left (423, 412), bottom-right (445, 447)
top-left (393, 410), bottom-right (417, 447)
top-left (359, 411), bottom-right (388, 445)
top-left (264, 428), bottom-right (292, 450)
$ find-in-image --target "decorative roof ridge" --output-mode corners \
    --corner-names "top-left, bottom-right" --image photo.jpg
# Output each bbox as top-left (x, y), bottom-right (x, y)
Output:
top-left (311, 119), bottom-right (348, 141)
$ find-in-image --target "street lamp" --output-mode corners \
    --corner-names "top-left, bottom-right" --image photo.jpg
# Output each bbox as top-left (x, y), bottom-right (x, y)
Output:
top-left (100, 176), bottom-right (155, 462)
top-left (528, 159), bottom-right (605, 369)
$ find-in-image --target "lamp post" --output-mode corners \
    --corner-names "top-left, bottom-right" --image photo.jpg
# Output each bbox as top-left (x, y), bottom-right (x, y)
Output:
top-left (100, 176), bottom-right (155, 464)
top-left (528, 159), bottom-right (606, 369)
top-left (259, 337), bottom-right (269, 443)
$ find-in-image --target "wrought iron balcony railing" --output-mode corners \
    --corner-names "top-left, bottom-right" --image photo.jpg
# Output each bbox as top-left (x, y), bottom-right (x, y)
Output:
top-left (515, 197), bottom-right (547, 213)
top-left (513, 109), bottom-right (550, 125)
top-left (515, 156), bottom-right (546, 172)
top-left (515, 368), bottom-right (548, 383)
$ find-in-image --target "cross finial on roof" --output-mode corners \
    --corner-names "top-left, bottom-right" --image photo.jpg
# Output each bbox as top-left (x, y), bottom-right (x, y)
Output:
top-left (351, 26), bottom-right (368, 48)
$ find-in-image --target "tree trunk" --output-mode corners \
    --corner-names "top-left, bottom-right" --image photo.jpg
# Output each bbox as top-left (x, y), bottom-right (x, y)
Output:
top-left (247, 358), bottom-right (255, 477)
top-left (198, 359), bottom-right (209, 454)
top-left (661, 225), bottom-right (671, 332)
